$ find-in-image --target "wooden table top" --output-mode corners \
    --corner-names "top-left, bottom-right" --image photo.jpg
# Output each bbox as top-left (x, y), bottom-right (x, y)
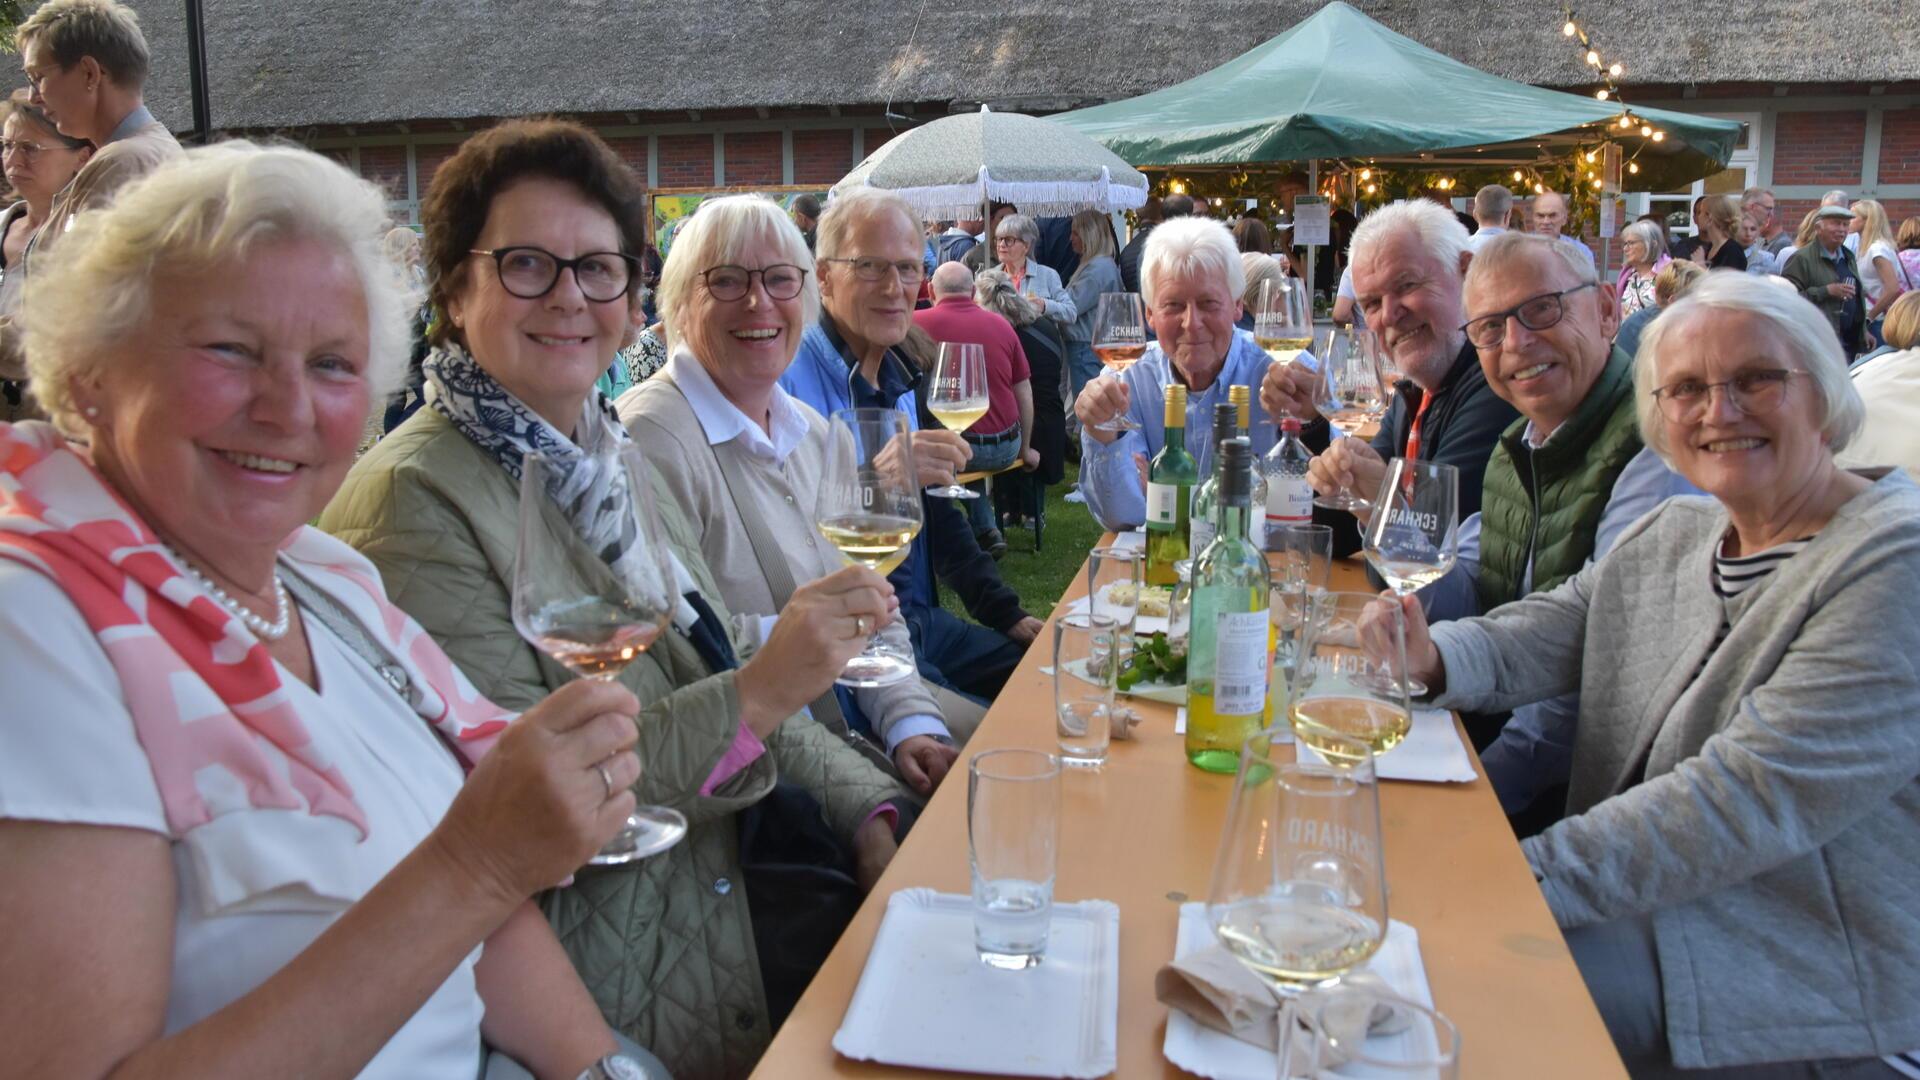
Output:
top-left (753, 554), bottom-right (1626, 1079)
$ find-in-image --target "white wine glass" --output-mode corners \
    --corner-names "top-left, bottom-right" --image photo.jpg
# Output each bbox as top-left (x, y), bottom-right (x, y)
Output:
top-left (927, 341), bottom-right (988, 499)
top-left (1291, 591), bottom-right (1414, 764)
top-left (1089, 292), bottom-right (1147, 432)
top-left (511, 445), bottom-right (688, 865)
top-left (1311, 327), bottom-right (1389, 512)
top-left (818, 407), bottom-right (924, 687)
top-left (1362, 458), bottom-right (1458, 697)
top-left (1207, 726), bottom-right (1388, 994)
top-left (1254, 277), bottom-right (1314, 421)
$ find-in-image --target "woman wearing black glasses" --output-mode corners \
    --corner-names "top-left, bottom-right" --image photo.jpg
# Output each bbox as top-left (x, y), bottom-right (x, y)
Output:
top-left (321, 120), bottom-right (907, 1079)
top-left (0, 89), bottom-right (91, 420)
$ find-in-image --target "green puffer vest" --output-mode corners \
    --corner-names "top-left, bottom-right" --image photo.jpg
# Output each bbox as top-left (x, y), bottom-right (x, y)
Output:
top-left (1475, 348), bottom-right (1643, 611)
top-left (318, 409), bottom-right (909, 1080)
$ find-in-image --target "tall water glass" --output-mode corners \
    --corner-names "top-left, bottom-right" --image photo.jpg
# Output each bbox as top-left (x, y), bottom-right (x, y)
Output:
top-left (1207, 728), bottom-right (1387, 993)
top-left (1054, 615), bottom-right (1119, 766)
top-left (1278, 984), bottom-right (1462, 1078)
top-left (969, 749), bottom-right (1062, 969)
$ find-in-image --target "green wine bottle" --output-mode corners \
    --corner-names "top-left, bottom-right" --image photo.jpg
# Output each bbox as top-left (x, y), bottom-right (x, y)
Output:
top-left (1186, 438), bottom-right (1271, 774)
top-left (1187, 401), bottom-right (1238, 561)
top-left (1144, 384), bottom-right (1196, 587)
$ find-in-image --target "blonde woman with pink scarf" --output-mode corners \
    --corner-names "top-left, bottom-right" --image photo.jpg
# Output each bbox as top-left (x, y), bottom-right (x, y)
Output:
top-left (0, 143), bottom-right (660, 1078)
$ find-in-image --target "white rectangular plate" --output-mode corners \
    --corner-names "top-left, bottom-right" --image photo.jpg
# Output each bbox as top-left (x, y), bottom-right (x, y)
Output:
top-left (834, 888), bottom-right (1120, 1078)
top-left (1163, 903), bottom-right (1437, 1080)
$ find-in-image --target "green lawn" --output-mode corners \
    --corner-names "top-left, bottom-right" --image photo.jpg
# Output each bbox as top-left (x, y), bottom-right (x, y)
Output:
top-left (940, 463), bottom-right (1106, 621)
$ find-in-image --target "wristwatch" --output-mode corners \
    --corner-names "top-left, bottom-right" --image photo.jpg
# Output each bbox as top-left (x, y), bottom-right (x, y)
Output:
top-left (576, 1053), bottom-right (649, 1080)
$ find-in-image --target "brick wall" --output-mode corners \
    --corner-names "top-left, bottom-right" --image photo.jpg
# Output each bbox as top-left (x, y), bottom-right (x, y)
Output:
top-left (656, 133), bottom-right (715, 187)
top-left (1880, 109), bottom-right (1920, 185)
top-left (793, 129), bottom-right (852, 184)
top-left (360, 144), bottom-right (409, 201)
top-left (602, 136), bottom-right (649, 182)
top-left (1772, 110), bottom-right (1866, 187)
top-left (414, 141), bottom-right (463, 191)
top-left (1880, 199), bottom-right (1920, 229)
top-left (722, 131), bottom-right (783, 185)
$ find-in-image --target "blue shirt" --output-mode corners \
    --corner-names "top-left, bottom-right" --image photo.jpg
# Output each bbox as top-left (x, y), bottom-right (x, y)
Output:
top-left (1078, 329), bottom-right (1286, 531)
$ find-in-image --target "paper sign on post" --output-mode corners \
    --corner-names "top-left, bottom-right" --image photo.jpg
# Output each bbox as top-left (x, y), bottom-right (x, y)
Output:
top-left (1293, 196), bottom-right (1331, 247)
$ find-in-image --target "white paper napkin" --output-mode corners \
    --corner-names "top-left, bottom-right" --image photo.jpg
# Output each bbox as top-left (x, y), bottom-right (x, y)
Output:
top-left (1294, 708), bottom-right (1477, 783)
top-left (1064, 591), bottom-right (1171, 636)
top-left (1162, 904), bottom-right (1437, 1080)
top-left (1109, 530), bottom-right (1147, 552)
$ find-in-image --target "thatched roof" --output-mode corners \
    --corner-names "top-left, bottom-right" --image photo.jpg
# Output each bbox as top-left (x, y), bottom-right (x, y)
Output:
top-left (12, 0), bottom-right (1920, 132)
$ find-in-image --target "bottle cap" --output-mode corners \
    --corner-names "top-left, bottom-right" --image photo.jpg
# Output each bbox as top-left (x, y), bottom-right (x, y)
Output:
top-left (1220, 438), bottom-right (1252, 501)
top-left (1162, 383), bottom-right (1187, 428)
top-left (1281, 416), bottom-right (1303, 435)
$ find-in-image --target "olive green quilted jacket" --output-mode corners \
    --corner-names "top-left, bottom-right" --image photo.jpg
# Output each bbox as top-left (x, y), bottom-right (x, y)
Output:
top-left (318, 409), bottom-right (907, 1080)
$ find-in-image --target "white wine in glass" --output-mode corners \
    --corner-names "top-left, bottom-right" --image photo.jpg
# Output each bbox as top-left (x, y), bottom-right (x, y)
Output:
top-left (1312, 327), bottom-right (1390, 512)
top-left (1207, 726), bottom-right (1388, 992)
top-left (818, 408), bottom-right (925, 687)
top-left (1290, 591), bottom-right (1415, 762)
top-left (512, 445), bottom-right (689, 865)
top-left (927, 341), bottom-right (987, 499)
top-left (1362, 457), bottom-right (1459, 697)
top-left (1089, 292), bottom-right (1147, 432)
top-left (1253, 277), bottom-right (1314, 371)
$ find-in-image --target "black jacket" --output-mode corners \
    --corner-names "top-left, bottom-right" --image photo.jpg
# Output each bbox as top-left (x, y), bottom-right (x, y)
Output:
top-left (1303, 340), bottom-right (1519, 557)
top-left (817, 316), bottom-right (1032, 633)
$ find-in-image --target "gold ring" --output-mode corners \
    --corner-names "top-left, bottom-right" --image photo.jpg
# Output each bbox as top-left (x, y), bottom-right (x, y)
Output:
top-left (596, 762), bottom-right (615, 800)
top-left (855, 614), bottom-right (873, 637)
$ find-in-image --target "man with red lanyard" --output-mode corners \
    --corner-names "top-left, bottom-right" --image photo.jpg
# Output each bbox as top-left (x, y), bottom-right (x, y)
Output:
top-left (1262, 199), bottom-right (1518, 558)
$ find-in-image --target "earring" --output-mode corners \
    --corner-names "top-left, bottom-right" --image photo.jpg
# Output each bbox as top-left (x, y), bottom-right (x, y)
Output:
top-left (84, 405), bottom-right (99, 418)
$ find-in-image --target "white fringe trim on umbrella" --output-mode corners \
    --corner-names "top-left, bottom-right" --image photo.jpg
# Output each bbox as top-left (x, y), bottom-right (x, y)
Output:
top-left (830, 165), bottom-right (1148, 220)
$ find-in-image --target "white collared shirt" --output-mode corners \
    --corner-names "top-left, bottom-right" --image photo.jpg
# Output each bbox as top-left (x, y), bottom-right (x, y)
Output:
top-left (666, 347), bottom-right (811, 464)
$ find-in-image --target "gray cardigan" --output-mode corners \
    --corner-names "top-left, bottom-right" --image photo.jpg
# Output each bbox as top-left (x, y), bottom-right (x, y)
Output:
top-left (1432, 469), bottom-right (1920, 1069)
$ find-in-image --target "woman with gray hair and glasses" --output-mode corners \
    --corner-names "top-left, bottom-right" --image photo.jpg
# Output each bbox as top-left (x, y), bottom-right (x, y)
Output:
top-left (1615, 218), bottom-right (1670, 318)
top-left (992, 211), bottom-right (1075, 329)
top-left (1363, 272), bottom-right (1920, 1077)
top-left (0, 140), bottom-right (662, 1079)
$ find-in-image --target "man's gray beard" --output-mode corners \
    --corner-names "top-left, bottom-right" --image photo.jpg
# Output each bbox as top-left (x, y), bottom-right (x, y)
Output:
top-left (1401, 330), bottom-right (1465, 392)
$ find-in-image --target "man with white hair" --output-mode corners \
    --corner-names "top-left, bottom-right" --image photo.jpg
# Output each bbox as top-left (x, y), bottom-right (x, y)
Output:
top-left (1529, 191), bottom-right (1597, 268)
top-left (1072, 215), bottom-right (1281, 530)
top-left (1466, 183), bottom-right (1512, 253)
top-left (1429, 233), bottom-right (1698, 818)
top-left (783, 189), bottom-right (1041, 711)
top-left (1261, 200), bottom-right (1519, 556)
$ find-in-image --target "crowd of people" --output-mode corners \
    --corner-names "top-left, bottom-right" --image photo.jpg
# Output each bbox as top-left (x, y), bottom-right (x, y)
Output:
top-left (0, 2), bottom-right (1916, 1079)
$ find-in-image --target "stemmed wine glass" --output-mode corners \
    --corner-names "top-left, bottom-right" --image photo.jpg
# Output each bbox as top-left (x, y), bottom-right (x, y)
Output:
top-left (926, 342), bottom-right (987, 499)
top-left (1362, 458), bottom-right (1458, 698)
top-left (1253, 277), bottom-right (1314, 422)
top-left (512, 445), bottom-right (688, 865)
top-left (1311, 327), bottom-right (1390, 512)
top-left (817, 407), bottom-right (924, 687)
top-left (1207, 726), bottom-right (1388, 994)
top-left (1089, 292), bottom-right (1147, 432)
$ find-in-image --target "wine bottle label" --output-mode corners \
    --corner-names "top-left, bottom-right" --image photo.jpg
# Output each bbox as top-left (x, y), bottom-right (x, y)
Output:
top-left (1146, 481), bottom-right (1180, 527)
top-left (1212, 610), bottom-right (1270, 716)
top-left (1190, 518), bottom-right (1217, 554)
top-left (1266, 476), bottom-right (1313, 525)
top-left (1247, 509), bottom-right (1265, 547)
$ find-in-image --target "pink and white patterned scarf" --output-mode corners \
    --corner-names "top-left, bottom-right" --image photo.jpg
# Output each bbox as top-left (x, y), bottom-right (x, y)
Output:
top-left (0, 421), bottom-right (512, 840)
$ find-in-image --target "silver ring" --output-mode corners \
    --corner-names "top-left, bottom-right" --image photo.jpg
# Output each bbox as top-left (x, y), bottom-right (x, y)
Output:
top-left (596, 762), bottom-right (615, 801)
top-left (855, 614), bottom-right (873, 637)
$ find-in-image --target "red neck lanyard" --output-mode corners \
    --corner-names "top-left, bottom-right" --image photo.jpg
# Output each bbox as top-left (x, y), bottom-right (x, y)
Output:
top-left (1402, 390), bottom-right (1434, 461)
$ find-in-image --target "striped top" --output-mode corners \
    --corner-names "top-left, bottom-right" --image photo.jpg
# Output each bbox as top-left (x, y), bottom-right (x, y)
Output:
top-left (1708, 534), bottom-right (1813, 653)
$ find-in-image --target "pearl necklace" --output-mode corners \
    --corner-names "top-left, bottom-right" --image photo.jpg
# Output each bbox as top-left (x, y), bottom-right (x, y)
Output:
top-left (165, 545), bottom-right (292, 641)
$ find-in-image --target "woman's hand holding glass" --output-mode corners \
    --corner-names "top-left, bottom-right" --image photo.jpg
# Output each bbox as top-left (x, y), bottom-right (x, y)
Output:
top-left (734, 566), bottom-right (897, 737)
top-left (818, 408), bottom-right (924, 687)
top-left (430, 679), bottom-right (643, 901)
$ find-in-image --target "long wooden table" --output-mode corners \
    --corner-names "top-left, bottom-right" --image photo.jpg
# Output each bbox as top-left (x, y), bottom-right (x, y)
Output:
top-left (753, 555), bottom-right (1627, 1079)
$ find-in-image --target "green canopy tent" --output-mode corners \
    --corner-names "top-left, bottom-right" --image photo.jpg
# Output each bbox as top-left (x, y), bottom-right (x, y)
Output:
top-left (1055, 1), bottom-right (1743, 291)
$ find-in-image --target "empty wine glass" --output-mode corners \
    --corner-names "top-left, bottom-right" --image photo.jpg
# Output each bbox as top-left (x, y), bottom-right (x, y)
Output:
top-left (1312, 327), bottom-right (1390, 512)
top-left (1363, 458), bottom-right (1458, 697)
top-left (1207, 726), bottom-right (1388, 994)
top-left (1089, 292), bottom-right (1147, 432)
top-left (927, 342), bottom-right (987, 499)
top-left (512, 445), bottom-right (688, 864)
top-left (817, 407), bottom-right (924, 687)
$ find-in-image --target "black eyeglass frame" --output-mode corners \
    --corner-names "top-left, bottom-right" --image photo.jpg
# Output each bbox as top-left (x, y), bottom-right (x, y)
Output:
top-left (1460, 281), bottom-right (1599, 349)
top-left (468, 246), bottom-right (639, 303)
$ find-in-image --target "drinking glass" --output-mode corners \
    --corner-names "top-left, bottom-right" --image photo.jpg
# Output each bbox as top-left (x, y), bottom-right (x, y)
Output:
top-left (1085, 544), bottom-right (1145, 636)
top-left (969, 749), bottom-right (1061, 969)
top-left (816, 408), bottom-right (923, 687)
top-left (1277, 985), bottom-right (1461, 1078)
top-left (1363, 458), bottom-right (1459, 697)
top-left (1312, 327), bottom-right (1390, 512)
top-left (1207, 728), bottom-right (1387, 993)
top-left (1089, 292), bottom-right (1147, 432)
top-left (512, 445), bottom-right (688, 864)
top-left (1253, 277), bottom-right (1314, 419)
top-left (1271, 523), bottom-right (1334, 596)
top-left (1054, 615), bottom-right (1119, 766)
top-left (926, 341), bottom-right (987, 499)
top-left (1290, 591), bottom-right (1414, 764)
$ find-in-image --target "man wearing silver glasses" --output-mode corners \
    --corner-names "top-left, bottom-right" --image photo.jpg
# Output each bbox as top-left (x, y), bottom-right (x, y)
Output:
top-left (1434, 231), bottom-right (1696, 823)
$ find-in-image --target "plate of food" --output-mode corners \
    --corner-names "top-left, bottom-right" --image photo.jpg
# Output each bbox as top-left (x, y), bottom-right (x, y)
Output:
top-left (1061, 630), bottom-right (1187, 704)
top-left (1093, 582), bottom-right (1174, 637)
